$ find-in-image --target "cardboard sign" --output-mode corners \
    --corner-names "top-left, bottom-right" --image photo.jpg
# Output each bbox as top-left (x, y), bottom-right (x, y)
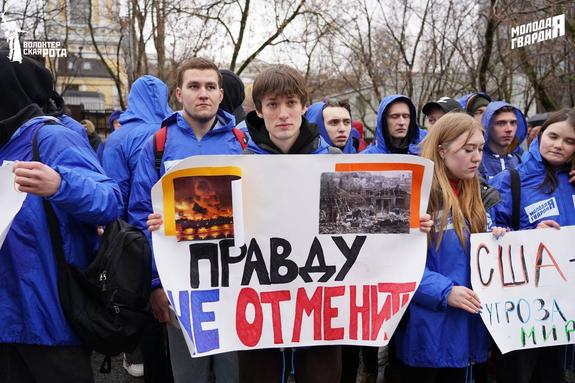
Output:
top-left (151, 154), bottom-right (433, 356)
top-left (471, 226), bottom-right (575, 354)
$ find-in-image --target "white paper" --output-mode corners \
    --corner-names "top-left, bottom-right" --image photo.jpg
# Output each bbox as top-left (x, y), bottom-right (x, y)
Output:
top-left (0, 164), bottom-right (27, 248)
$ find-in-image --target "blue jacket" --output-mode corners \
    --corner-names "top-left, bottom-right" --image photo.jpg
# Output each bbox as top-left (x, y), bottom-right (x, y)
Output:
top-left (0, 116), bottom-right (122, 346)
top-left (361, 95), bottom-right (426, 154)
top-left (480, 101), bottom-right (527, 180)
top-left (395, 210), bottom-right (493, 367)
top-left (102, 75), bottom-right (172, 219)
top-left (490, 138), bottom-right (575, 229)
top-left (128, 109), bottom-right (243, 289)
top-left (305, 102), bottom-right (355, 153)
top-left (59, 114), bottom-right (89, 144)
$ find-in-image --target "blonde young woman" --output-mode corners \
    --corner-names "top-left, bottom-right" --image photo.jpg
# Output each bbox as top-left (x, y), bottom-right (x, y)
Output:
top-left (393, 112), bottom-right (505, 382)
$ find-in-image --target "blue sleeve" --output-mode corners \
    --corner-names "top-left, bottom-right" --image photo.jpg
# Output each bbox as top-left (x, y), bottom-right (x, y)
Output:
top-left (488, 171), bottom-right (512, 228)
top-left (38, 125), bottom-right (121, 225)
top-left (128, 137), bottom-right (162, 289)
top-left (412, 266), bottom-right (454, 311)
top-left (102, 137), bottom-right (130, 220)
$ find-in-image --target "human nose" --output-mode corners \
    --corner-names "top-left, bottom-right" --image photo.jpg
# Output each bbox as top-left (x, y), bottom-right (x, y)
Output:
top-left (278, 104), bottom-right (289, 119)
top-left (472, 149), bottom-right (482, 162)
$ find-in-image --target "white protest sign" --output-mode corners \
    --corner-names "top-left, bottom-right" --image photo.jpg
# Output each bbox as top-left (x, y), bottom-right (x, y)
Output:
top-left (0, 164), bottom-right (26, 248)
top-left (471, 226), bottom-right (575, 354)
top-left (151, 154), bottom-right (433, 357)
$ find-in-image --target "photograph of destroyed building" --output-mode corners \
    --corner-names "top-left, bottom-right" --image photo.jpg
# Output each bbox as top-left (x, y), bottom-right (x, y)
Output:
top-left (173, 175), bottom-right (239, 242)
top-left (319, 171), bottom-right (412, 234)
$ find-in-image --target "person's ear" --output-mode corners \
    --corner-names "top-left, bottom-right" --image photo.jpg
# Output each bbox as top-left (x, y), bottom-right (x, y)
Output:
top-left (256, 109), bottom-right (264, 119)
top-left (175, 87), bottom-right (182, 104)
top-left (438, 144), bottom-right (446, 159)
top-left (302, 104), bottom-right (307, 115)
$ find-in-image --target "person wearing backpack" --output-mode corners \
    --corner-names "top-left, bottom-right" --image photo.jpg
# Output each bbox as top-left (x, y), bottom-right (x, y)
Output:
top-left (0, 53), bottom-right (122, 382)
top-left (489, 108), bottom-right (575, 383)
top-left (128, 57), bottom-right (243, 383)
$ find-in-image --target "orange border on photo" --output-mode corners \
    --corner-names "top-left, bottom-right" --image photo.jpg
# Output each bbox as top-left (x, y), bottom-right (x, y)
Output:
top-left (334, 163), bottom-right (424, 228)
top-left (161, 167), bottom-right (241, 236)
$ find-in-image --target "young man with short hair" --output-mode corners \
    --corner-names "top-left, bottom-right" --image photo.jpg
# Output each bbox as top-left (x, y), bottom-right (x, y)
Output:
top-left (129, 57), bottom-right (242, 383)
top-left (305, 100), bottom-right (355, 153)
top-left (239, 65), bottom-right (342, 383)
top-left (480, 102), bottom-right (527, 179)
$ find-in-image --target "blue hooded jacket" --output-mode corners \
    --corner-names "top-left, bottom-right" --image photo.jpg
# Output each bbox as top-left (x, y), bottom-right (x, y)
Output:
top-left (480, 101), bottom-right (527, 180)
top-left (490, 137), bottom-right (575, 229)
top-left (361, 95), bottom-right (426, 154)
top-left (0, 116), bottom-right (122, 346)
top-left (395, 209), bottom-right (493, 367)
top-left (128, 109), bottom-right (243, 289)
top-left (305, 102), bottom-right (355, 153)
top-left (102, 75), bottom-right (172, 219)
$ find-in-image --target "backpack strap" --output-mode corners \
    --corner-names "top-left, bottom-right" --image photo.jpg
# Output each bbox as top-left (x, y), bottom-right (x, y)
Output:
top-left (509, 168), bottom-right (521, 231)
top-left (232, 127), bottom-right (248, 150)
top-left (153, 125), bottom-right (168, 176)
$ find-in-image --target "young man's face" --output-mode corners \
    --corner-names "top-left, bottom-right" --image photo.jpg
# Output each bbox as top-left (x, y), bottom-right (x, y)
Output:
top-left (257, 93), bottom-right (306, 144)
top-left (176, 69), bottom-right (223, 124)
top-left (426, 106), bottom-right (445, 128)
top-left (323, 106), bottom-right (352, 148)
top-left (490, 111), bottom-right (517, 149)
top-left (386, 102), bottom-right (411, 139)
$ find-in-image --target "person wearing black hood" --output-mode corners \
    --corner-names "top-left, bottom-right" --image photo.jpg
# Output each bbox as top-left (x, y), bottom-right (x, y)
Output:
top-left (0, 52), bottom-right (121, 382)
top-left (220, 69), bottom-right (246, 125)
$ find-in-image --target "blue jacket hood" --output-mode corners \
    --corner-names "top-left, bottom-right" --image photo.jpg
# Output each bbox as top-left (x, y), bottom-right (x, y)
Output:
top-left (120, 75), bottom-right (172, 125)
top-left (481, 101), bottom-right (527, 151)
top-left (369, 95), bottom-right (423, 154)
top-left (305, 102), bottom-right (355, 153)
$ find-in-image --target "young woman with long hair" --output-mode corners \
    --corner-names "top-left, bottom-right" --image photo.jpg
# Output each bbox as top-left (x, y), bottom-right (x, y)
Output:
top-left (490, 108), bottom-right (575, 383)
top-left (394, 112), bottom-right (505, 382)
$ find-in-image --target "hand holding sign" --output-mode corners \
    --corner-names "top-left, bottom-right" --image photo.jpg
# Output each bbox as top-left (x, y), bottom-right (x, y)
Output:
top-left (471, 226), bottom-right (575, 354)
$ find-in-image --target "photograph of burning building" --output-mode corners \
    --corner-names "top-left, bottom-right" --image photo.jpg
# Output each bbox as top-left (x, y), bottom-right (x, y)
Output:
top-left (319, 171), bottom-right (412, 234)
top-left (173, 175), bottom-right (239, 241)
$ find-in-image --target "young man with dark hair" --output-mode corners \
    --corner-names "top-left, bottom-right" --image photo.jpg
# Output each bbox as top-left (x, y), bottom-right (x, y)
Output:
top-left (238, 65), bottom-right (342, 383)
top-left (480, 102), bottom-right (527, 179)
top-left (129, 57), bottom-right (242, 383)
top-left (305, 99), bottom-right (355, 153)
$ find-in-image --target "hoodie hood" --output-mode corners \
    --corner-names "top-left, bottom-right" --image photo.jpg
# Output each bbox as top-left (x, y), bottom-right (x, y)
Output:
top-left (119, 75), bottom-right (172, 126)
top-left (481, 101), bottom-right (527, 154)
top-left (0, 52), bottom-right (53, 122)
top-left (245, 111), bottom-right (329, 154)
top-left (0, 52), bottom-right (54, 148)
top-left (305, 102), bottom-right (355, 153)
top-left (371, 95), bottom-right (423, 154)
top-left (220, 69), bottom-right (246, 124)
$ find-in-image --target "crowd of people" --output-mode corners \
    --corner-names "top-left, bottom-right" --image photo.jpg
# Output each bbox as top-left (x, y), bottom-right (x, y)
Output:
top-left (1, 50), bottom-right (574, 383)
